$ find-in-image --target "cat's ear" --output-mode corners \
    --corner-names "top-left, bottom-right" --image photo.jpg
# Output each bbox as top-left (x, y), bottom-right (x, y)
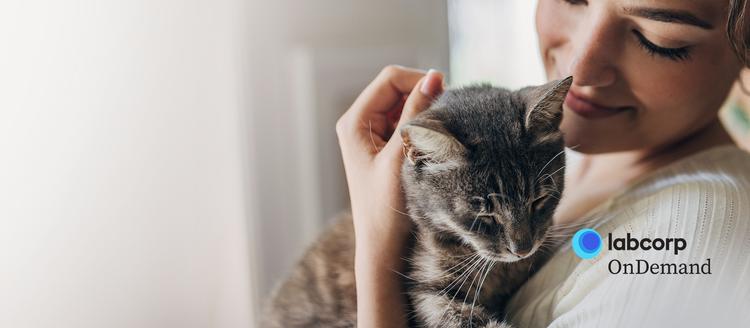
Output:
top-left (520, 76), bottom-right (573, 135)
top-left (399, 118), bottom-right (465, 168)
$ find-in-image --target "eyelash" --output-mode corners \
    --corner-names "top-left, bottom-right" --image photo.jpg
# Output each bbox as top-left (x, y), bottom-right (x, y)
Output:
top-left (632, 30), bottom-right (692, 61)
top-left (559, 0), bottom-right (692, 62)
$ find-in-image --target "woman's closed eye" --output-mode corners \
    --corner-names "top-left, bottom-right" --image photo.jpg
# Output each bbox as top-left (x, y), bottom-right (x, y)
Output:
top-left (557, 0), bottom-right (694, 62)
top-left (632, 30), bottom-right (692, 61)
top-left (560, 0), bottom-right (587, 5)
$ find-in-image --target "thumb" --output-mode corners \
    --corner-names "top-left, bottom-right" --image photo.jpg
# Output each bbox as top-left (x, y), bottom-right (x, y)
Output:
top-left (383, 69), bottom-right (444, 154)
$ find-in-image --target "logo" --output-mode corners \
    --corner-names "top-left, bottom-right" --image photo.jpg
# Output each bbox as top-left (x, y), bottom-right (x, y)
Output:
top-left (570, 229), bottom-right (712, 275)
top-left (608, 233), bottom-right (686, 254)
top-left (572, 228), bottom-right (602, 259)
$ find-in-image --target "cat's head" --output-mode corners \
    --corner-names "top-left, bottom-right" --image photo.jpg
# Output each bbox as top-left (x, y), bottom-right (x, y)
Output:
top-left (400, 77), bottom-right (572, 262)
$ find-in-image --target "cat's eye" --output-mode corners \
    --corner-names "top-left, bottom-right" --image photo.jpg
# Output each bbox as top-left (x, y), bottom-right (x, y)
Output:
top-left (487, 193), bottom-right (507, 203)
top-left (532, 196), bottom-right (548, 211)
top-left (469, 197), bottom-right (485, 212)
top-left (478, 214), bottom-right (496, 226)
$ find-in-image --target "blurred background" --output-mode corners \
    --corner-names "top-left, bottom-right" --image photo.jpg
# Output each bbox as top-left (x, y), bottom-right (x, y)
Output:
top-left (1, 0), bottom-right (748, 327)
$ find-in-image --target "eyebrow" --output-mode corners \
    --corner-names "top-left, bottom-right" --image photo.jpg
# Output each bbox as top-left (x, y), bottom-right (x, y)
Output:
top-left (624, 7), bottom-right (714, 29)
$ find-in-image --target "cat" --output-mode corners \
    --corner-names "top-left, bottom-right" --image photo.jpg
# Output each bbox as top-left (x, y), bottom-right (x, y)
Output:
top-left (262, 77), bottom-right (573, 328)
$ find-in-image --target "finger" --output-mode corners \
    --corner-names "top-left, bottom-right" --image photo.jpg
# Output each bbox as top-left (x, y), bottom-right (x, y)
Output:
top-left (382, 69), bottom-right (444, 154)
top-left (338, 66), bottom-right (425, 158)
top-left (350, 65), bottom-right (426, 117)
top-left (383, 95), bottom-right (407, 140)
top-left (397, 69), bottom-right (444, 128)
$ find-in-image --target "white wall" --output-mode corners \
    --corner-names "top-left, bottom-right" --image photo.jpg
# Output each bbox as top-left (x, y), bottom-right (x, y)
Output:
top-left (448, 0), bottom-right (545, 88)
top-left (248, 0), bottom-right (450, 299)
top-left (0, 1), bottom-right (254, 327)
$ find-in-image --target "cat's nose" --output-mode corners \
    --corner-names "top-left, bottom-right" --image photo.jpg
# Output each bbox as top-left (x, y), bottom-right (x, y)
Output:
top-left (509, 242), bottom-right (533, 257)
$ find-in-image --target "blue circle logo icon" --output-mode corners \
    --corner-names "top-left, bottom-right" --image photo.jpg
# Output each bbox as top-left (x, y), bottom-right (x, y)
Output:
top-left (572, 228), bottom-right (602, 259)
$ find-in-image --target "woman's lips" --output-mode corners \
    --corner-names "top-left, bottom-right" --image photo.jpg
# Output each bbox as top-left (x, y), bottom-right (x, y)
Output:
top-left (564, 90), bottom-right (629, 119)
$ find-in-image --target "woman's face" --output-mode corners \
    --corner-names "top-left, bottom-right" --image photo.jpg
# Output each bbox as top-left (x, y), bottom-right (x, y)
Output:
top-left (537, 0), bottom-right (742, 153)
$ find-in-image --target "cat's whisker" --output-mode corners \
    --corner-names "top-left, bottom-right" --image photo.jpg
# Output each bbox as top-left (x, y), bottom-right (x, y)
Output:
top-left (539, 244), bottom-right (561, 253)
top-left (545, 194), bottom-right (561, 201)
top-left (540, 184), bottom-right (562, 195)
top-left (535, 247), bottom-right (552, 257)
top-left (544, 230), bottom-right (574, 236)
top-left (445, 252), bottom-right (478, 259)
top-left (548, 174), bottom-right (560, 192)
top-left (539, 238), bottom-right (567, 250)
top-left (546, 191), bottom-right (562, 199)
top-left (437, 257), bottom-right (484, 323)
top-left (390, 268), bottom-right (416, 281)
top-left (543, 230), bottom-right (569, 242)
top-left (541, 237), bottom-right (571, 243)
top-left (545, 225), bottom-right (591, 236)
top-left (427, 254), bottom-right (481, 282)
top-left (544, 228), bottom-right (576, 236)
top-left (360, 118), bottom-right (382, 153)
top-left (403, 309), bottom-right (419, 322)
top-left (537, 243), bottom-right (563, 253)
top-left (536, 246), bottom-right (559, 255)
top-left (386, 204), bottom-right (426, 220)
top-left (540, 243), bottom-right (564, 254)
top-left (542, 235), bottom-right (573, 242)
top-left (540, 236), bottom-right (563, 246)
top-left (400, 256), bottom-right (417, 264)
top-left (437, 256), bottom-right (484, 297)
top-left (369, 120), bottom-right (381, 153)
top-left (539, 234), bottom-right (568, 246)
top-left (535, 147), bottom-right (567, 180)
top-left (536, 166), bottom-right (566, 187)
top-left (463, 261), bottom-right (486, 328)
top-left (537, 239), bottom-right (559, 251)
top-left (546, 165), bottom-right (566, 179)
top-left (487, 193), bottom-right (507, 200)
top-left (548, 218), bottom-right (602, 230)
top-left (536, 173), bottom-right (553, 185)
top-left (532, 144), bottom-right (580, 196)
top-left (460, 258), bottom-right (487, 319)
top-left (469, 260), bottom-right (495, 327)
top-left (545, 228), bottom-right (580, 235)
top-left (411, 262), bottom-right (470, 284)
top-left (469, 212), bottom-right (482, 232)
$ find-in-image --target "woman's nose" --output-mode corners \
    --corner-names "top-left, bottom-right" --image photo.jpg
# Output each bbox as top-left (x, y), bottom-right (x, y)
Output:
top-left (568, 13), bottom-right (619, 88)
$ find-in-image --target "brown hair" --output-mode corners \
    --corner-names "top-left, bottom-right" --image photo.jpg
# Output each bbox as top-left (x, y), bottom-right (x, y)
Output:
top-left (728, 0), bottom-right (750, 66)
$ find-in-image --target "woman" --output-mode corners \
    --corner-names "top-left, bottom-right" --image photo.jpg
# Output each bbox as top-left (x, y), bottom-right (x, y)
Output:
top-left (335, 0), bottom-right (750, 326)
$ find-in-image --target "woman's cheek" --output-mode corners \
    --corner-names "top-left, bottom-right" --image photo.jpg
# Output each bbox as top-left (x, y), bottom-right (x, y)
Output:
top-left (638, 62), bottom-right (731, 121)
top-left (536, 0), bottom-right (576, 79)
top-left (635, 71), bottom-right (721, 145)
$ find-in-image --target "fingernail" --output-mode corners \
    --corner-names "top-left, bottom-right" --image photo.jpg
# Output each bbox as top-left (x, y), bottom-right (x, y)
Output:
top-left (420, 69), bottom-right (443, 96)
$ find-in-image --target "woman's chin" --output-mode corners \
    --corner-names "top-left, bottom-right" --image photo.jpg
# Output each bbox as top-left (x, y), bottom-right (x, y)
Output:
top-left (561, 121), bottom-right (633, 154)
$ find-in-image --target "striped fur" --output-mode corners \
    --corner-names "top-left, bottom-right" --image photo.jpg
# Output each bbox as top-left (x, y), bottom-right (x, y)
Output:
top-left (263, 79), bottom-right (572, 327)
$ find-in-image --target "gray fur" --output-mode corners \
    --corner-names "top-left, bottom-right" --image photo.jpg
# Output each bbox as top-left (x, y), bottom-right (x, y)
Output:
top-left (263, 77), bottom-right (573, 328)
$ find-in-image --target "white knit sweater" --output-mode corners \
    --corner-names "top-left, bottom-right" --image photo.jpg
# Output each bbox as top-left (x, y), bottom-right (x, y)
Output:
top-left (506, 145), bottom-right (750, 328)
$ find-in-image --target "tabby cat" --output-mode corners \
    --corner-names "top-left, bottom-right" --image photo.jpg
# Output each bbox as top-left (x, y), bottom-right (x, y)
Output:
top-left (262, 77), bottom-right (573, 328)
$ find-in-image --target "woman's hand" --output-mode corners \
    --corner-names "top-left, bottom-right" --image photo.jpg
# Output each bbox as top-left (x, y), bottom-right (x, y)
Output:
top-left (336, 65), bottom-right (444, 327)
